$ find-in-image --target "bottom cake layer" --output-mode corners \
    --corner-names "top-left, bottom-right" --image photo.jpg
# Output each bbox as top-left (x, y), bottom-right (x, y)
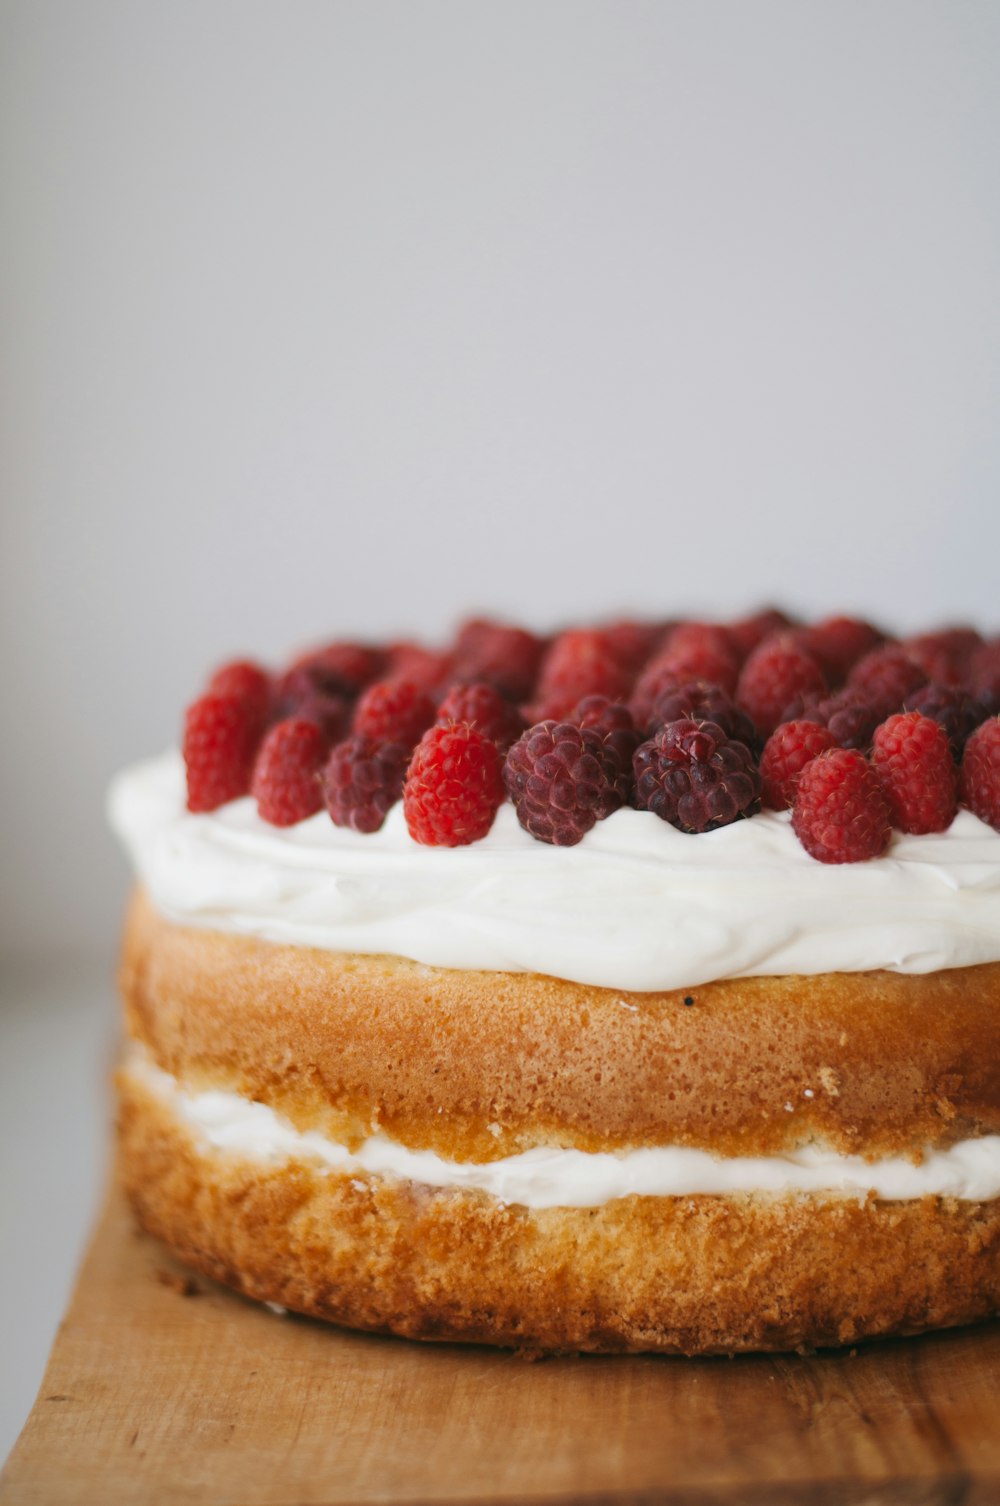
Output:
top-left (117, 1064), bottom-right (1000, 1354)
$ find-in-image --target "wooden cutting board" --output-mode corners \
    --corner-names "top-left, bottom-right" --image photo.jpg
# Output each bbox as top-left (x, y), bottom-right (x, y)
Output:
top-left (3, 1182), bottom-right (999, 1505)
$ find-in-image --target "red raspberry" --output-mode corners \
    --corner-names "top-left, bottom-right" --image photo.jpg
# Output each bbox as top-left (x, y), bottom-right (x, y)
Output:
top-left (290, 641), bottom-right (386, 694)
top-left (726, 608), bottom-right (795, 663)
top-left (871, 712), bottom-right (957, 834)
top-left (648, 681), bottom-right (757, 749)
top-left (532, 629), bottom-right (632, 721)
top-left (902, 682), bottom-right (989, 758)
top-left (568, 695), bottom-right (641, 804)
top-left (656, 622), bottom-right (740, 695)
top-left (736, 635), bottom-right (826, 737)
top-left (504, 721), bottom-right (621, 845)
top-left (207, 660), bottom-right (272, 718)
top-left (629, 656), bottom-right (684, 730)
top-left (251, 717), bottom-right (327, 826)
top-left (404, 724), bottom-right (505, 846)
top-left (847, 646), bottom-right (927, 717)
top-left (960, 718), bottom-right (1000, 831)
top-left (274, 665), bottom-right (351, 742)
top-left (452, 619), bottom-right (546, 702)
top-left (791, 749), bottom-right (892, 863)
top-left (183, 692), bottom-right (263, 812)
top-left (598, 619), bottom-right (668, 673)
top-left (323, 736), bottom-right (410, 834)
top-left (779, 690), bottom-right (881, 751)
top-left (352, 680), bottom-right (436, 749)
top-left (436, 682), bottom-right (525, 752)
top-left (760, 720), bottom-right (837, 810)
top-left (903, 628), bottom-right (982, 687)
top-left (970, 640), bottom-right (1000, 698)
top-left (633, 719), bottom-right (761, 833)
top-left (386, 641), bottom-right (455, 694)
top-left (798, 617), bottom-right (883, 684)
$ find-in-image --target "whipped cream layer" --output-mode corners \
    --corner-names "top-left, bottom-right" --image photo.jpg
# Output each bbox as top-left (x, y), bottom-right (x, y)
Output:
top-left (109, 752), bottom-right (1000, 992)
top-left (129, 1052), bottom-right (1000, 1206)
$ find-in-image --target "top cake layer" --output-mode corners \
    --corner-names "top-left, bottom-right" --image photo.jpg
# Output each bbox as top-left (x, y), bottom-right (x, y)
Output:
top-left (110, 751), bottom-right (1000, 991)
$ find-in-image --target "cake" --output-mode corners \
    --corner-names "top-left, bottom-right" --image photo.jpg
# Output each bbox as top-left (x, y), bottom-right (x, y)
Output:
top-left (109, 613), bottom-right (1000, 1353)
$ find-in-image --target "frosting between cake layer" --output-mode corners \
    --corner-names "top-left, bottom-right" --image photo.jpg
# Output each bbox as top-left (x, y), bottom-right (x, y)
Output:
top-left (109, 752), bottom-right (1000, 992)
top-left (127, 1051), bottom-right (1000, 1206)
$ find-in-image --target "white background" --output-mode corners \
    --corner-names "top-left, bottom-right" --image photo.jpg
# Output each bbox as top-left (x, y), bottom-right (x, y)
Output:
top-left (1, 0), bottom-right (999, 1457)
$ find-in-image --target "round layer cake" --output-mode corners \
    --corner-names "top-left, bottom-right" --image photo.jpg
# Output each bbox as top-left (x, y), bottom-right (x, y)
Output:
top-left (109, 644), bottom-right (1000, 1355)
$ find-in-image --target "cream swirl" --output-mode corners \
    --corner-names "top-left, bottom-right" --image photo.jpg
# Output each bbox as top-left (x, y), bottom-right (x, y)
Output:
top-left (108, 751), bottom-right (1000, 992)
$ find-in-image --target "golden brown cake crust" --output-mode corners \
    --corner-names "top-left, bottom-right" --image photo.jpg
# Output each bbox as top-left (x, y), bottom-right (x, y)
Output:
top-left (121, 888), bottom-right (1000, 1160)
top-left (118, 1068), bottom-right (1000, 1355)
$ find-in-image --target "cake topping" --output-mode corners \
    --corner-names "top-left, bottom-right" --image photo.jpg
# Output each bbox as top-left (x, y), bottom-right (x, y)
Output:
top-left (322, 735), bottom-right (410, 834)
top-left (846, 645), bottom-right (928, 718)
top-left (634, 719), bottom-right (761, 833)
top-left (182, 691), bottom-right (264, 813)
top-left (792, 748), bottom-right (892, 863)
top-left (352, 679), bottom-right (436, 749)
top-left (760, 720), bottom-right (838, 811)
top-left (403, 723), bottom-right (505, 847)
top-left (961, 718), bottom-right (1000, 832)
top-left (435, 682), bottom-right (525, 753)
top-left (871, 712), bottom-right (958, 835)
top-left (251, 717), bottom-right (326, 827)
top-left (736, 634), bottom-right (826, 736)
top-left (503, 721), bottom-right (621, 845)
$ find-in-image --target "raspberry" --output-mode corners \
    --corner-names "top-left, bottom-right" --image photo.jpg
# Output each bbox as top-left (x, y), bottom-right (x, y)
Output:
top-left (847, 646), bottom-right (927, 718)
top-left (274, 665), bottom-right (351, 742)
top-left (902, 683), bottom-right (988, 758)
top-left (656, 622), bottom-right (740, 695)
top-left (436, 682), bottom-right (525, 752)
top-left (903, 628), bottom-right (982, 687)
top-left (207, 660), bottom-right (272, 718)
top-left (386, 641), bottom-right (455, 694)
top-left (798, 617), bottom-right (883, 684)
top-left (532, 629), bottom-right (632, 721)
top-left (290, 641), bottom-right (386, 694)
top-left (779, 691), bottom-right (881, 751)
top-left (736, 635), bottom-right (826, 737)
top-left (633, 719), bottom-right (761, 833)
top-left (629, 656), bottom-right (683, 731)
top-left (323, 735), bottom-right (410, 833)
top-left (183, 692), bottom-right (263, 812)
top-left (251, 717), bottom-right (327, 826)
top-left (352, 680), bottom-right (436, 748)
top-left (726, 608), bottom-right (794, 662)
top-left (568, 695), bottom-right (641, 804)
top-left (452, 619), bottom-right (546, 702)
top-left (504, 722), bottom-right (621, 845)
top-left (598, 619), bottom-right (667, 673)
top-left (791, 749), bottom-right (892, 863)
top-left (403, 723), bottom-right (505, 846)
top-left (648, 681), bottom-right (757, 749)
top-left (760, 720), bottom-right (837, 810)
top-left (960, 718), bottom-right (1000, 831)
top-left (871, 712), bottom-right (957, 834)
top-left (970, 640), bottom-right (1000, 698)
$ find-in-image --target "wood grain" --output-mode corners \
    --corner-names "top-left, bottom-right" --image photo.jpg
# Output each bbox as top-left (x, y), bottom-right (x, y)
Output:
top-left (3, 1183), bottom-right (1000, 1506)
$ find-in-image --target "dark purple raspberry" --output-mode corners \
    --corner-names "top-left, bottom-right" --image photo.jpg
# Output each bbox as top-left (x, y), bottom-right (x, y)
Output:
top-left (323, 736), bottom-right (411, 834)
top-left (633, 719), bottom-right (761, 833)
top-left (569, 695), bottom-right (641, 805)
top-left (648, 680), bottom-right (757, 749)
top-left (273, 664), bottom-right (352, 742)
top-left (503, 721), bottom-right (621, 845)
top-left (780, 690), bottom-right (881, 751)
top-left (902, 682), bottom-right (990, 758)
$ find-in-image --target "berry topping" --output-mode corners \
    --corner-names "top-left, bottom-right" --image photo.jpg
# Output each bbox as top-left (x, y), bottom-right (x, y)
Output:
top-left (352, 680), bottom-right (436, 749)
top-left (902, 682), bottom-right (988, 758)
top-left (847, 647), bottom-right (927, 718)
top-left (871, 712), bottom-right (958, 835)
top-left (760, 720), bottom-right (837, 810)
top-left (386, 642), bottom-right (455, 694)
top-left (726, 608), bottom-right (795, 662)
top-left (629, 657), bottom-right (684, 731)
top-left (798, 617), bottom-right (883, 684)
top-left (274, 665), bottom-right (351, 742)
top-left (207, 660), bottom-right (272, 718)
top-left (569, 695), bottom-right (641, 804)
top-left (404, 723), bottom-right (505, 846)
top-left (648, 680), bottom-right (757, 748)
top-left (633, 719), bottom-right (761, 833)
top-left (323, 735), bottom-right (410, 834)
top-left (903, 628), bottom-right (982, 687)
top-left (436, 682), bottom-right (525, 752)
top-left (791, 749), bottom-right (892, 863)
top-left (290, 641), bottom-right (386, 694)
top-left (183, 692), bottom-right (264, 813)
top-left (251, 717), bottom-right (327, 826)
top-left (779, 690), bottom-right (881, 751)
top-left (598, 619), bottom-right (667, 673)
top-left (453, 619), bottom-right (546, 702)
top-left (504, 721), bottom-right (621, 845)
top-left (960, 718), bottom-right (1000, 831)
top-left (532, 629), bottom-right (632, 721)
top-left (736, 635), bottom-right (826, 737)
top-left (970, 640), bottom-right (1000, 698)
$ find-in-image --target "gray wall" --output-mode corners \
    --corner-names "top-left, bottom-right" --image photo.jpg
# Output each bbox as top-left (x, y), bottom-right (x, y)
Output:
top-left (3, 0), bottom-right (999, 963)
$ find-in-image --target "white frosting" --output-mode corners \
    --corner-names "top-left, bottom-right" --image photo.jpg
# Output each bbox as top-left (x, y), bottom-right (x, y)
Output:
top-left (127, 1052), bottom-right (1000, 1207)
top-left (109, 751), bottom-right (1000, 992)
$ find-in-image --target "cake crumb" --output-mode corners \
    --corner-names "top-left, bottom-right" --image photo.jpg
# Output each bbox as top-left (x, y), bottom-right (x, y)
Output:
top-left (350, 1178), bottom-right (367, 1192)
top-left (157, 1269), bottom-right (199, 1297)
top-left (784, 1102), bottom-right (795, 1113)
top-left (487, 1121), bottom-right (502, 1138)
top-left (264, 1301), bottom-right (288, 1316)
top-left (819, 1066), bottom-right (841, 1097)
top-left (617, 999), bottom-right (639, 1013)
